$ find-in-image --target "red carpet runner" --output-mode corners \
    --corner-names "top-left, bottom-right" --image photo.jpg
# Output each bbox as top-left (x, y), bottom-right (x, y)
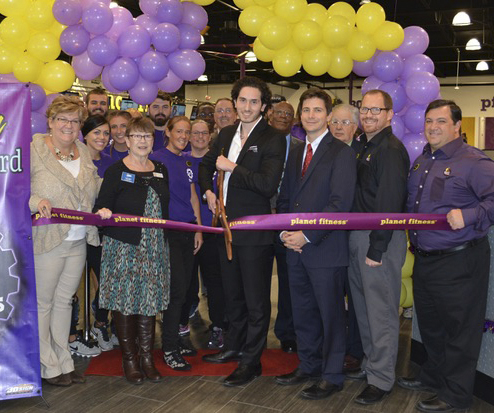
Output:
top-left (85, 349), bottom-right (299, 377)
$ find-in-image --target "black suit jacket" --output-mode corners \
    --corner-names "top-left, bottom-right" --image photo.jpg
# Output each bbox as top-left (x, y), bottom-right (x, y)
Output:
top-left (277, 131), bottom-right (356, 268)
top-left (199, 118), bottom-right (286, 246)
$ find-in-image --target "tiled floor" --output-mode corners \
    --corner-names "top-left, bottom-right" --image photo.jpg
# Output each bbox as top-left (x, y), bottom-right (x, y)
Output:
top-left (1, 275), bottom-right (493, 413)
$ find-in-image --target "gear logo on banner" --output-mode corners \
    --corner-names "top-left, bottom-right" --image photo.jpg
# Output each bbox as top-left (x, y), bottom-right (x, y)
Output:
top-left (0, 233), bottom-right (20, 321)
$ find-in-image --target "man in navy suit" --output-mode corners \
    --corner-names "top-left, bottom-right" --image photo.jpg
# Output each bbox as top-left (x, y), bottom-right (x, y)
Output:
top-left (199, 77), bottom-right (286, 387)
top-left (275, 88), bottom-right (357, 400)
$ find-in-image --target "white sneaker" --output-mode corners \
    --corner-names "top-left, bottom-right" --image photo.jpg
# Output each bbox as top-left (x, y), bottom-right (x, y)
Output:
top-left (69, 336), bottom-right (102, 357)
top-left (403, 307), bottom-right (413, 319)
top-left (90, 322), bottom-right (113, 352)
top-left (110, 334), bottom-right (119, 348)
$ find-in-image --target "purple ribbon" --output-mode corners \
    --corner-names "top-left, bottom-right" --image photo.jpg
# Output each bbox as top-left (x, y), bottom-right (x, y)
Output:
top-left (32, 208), bottom-right (451, 232)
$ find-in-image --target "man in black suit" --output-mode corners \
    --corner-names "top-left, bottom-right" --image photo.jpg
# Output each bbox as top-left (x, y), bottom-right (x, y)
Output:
top-left (275, 89), bottom-right (357, 400)
top-left (199, 77), bottom-right (286, 386)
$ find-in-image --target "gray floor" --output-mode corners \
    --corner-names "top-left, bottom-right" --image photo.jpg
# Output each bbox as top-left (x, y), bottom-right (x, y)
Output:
top-left (1, 275), bottom-right (494, 413)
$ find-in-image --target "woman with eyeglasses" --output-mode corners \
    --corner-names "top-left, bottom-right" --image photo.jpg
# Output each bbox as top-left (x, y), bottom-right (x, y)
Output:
top-left (150, 115), bottom-right (203, 371)
top-left (30, 96), bottom-right (111, 387)
top-left (94, 117), bottom-right (171, 385)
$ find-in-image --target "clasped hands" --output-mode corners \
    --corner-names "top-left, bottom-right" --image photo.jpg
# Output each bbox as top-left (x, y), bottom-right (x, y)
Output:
top-left (281, 230), bottom-right (307, 253)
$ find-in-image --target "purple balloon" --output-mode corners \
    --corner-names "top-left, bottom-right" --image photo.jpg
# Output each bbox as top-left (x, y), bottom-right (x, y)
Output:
top-left (405, 71), bottom-right (440, 105)
top-left (108, 57), bottom-right (139, 90)
top-left (129, 76), bottom-right (159, 105)
top-left (361, 75), bottom-right (383, 96)
top-left (72, 51), bottom-right (103, 80)
top-left (178, 24), bottom-right (201, 50)
top-left (372, 52), bottom-right (403, 82)
top-left (397, 101), bottom-right (411, 117)
top-left (135, 14), bottom-right (159, 35)
top-left (404, 104), bottom-right (427, 133)
top-left (401, 54), bottom-right (435, 80)
top-left (181, 2), bottom-right (208, 31)
top-left (394, 26), bottom-right (429, 59)
top-left (101, 66), bottom-right (123, 93)
top-left (152, 23), bottom-right (181, 53)
top-left (87, 35), bottom-right (118, 66)
top-left (81, 0), bottom-right (111, 9)
top-left (168, 49), bottom-right (205, 81)
top-left (118, 25), bottom-right (151, 58)
top-left (60, 24), bottom-right (90, 56)
top-left (0, 73), bottom-right (19, 83)
top-left (379, 81), bottom-right (407, 113)
top-left (390, 115), bottom-right (405, 139)
top-left (157, 69), bottom-right (183, 93)
top-left (402, 132), bottom-right (427, 162)
top-left (40, 93), bottom-right (61, 115)
top-left (82, 2), bottom-right (114, 35)
top-left (156, 0), bottom-right (184, 25)
top-left (29, 84), bottom-right (46, 112)
top-left (31, 111), bottom-right (47, 135)
top-left (139, 0), bottom-right (161, 17)
top-left (106, 6), bottom-right (134, 42)
top-left (139, 51), bottom-right (169, 82)
top-left (52, 0), bottom-right (83, 26)
top-left (352, 55), bottom-right (377, 77)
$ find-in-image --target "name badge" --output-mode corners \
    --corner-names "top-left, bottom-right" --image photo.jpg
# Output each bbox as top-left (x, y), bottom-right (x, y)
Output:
top-left (153, 172), bottom-right (163, 178)
top-left (121, 172), bottom-right (135, 183)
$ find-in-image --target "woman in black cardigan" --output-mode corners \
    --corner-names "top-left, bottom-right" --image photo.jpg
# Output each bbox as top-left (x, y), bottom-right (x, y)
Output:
top-left (94, 117), bottom-right (170, 385)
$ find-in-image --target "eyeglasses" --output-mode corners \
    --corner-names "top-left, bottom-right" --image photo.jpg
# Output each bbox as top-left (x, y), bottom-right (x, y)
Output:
top-left (129, 134), bottom-right (153, 141)
top-left (330, 119), bottom-right (355, 126)
top-left (191, 131), bottom-right (210, 136)
top-left (197, 112), bottom-right (214, 118)
top-left (359, 107), bottom-right (390, 115)
top-left (273, 110), bottom-right (294, 118)
top-left (215, 108), bottom-right (233, 114)
top-left (56, 117), bottom-right (81, 126)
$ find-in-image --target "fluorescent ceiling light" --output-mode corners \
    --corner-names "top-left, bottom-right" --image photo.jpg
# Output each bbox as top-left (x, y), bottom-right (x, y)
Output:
top-left (452, 11), bottom-right (471, 26)
top-left (198, 75), bottom-right (208, 81)
top-left (476, 61), bottom-right (489, 71)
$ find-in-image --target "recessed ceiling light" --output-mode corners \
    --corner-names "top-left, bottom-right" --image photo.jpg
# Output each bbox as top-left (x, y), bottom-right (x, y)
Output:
top-left (452, 11), bottom-right (471, 26)
top-left (476, 61), bottom-right (489, 71)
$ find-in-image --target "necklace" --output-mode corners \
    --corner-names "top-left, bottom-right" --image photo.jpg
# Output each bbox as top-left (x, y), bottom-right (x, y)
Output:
top-left (54, 147), bottom-right (74, 162)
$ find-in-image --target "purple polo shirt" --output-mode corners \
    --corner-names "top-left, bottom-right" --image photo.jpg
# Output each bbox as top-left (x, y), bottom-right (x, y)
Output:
top-left (407, 137), bottom-right (494, 251)
top-left (150, 147), bottom-right (195, 223)
top-left (93, 152), bottom-right (114, 178)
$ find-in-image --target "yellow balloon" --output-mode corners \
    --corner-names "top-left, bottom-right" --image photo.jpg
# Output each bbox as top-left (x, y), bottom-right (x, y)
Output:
top-left (328, 2), bottom-right (356, 27)
top-left (400, 281), bottom-right (406, 306)
top-left (39, 60), bottom-right (75, 93)
top-left (258, 16), bottom-right (291, 50)
top-left (373, 21), bottom-right (405, 51)
top-left (253, 38), bottom-right (275, 62)
top-left (356, 2), bottom-right (385, 35)
top-left (193, 0), bottom-right (215, 5)
top-left (402, 249), bottom-right (414, 278)
top-left (13, 52), bottom-right (43, 83)
top-left (274, 0), bottom-right (307, 24)
top-left (26, 0), bottom-right (55, 31)
top-left (327, 48), bottom-right (352, 79)
top-left (233, 0), bottom-right (254, 9)
top-left (253, 0), bottom-right (276, 7)
top-left (302, 44), bottom-right (331, 76)
top-left (0, 44), bottom-right (19, 74)
top-left (27, 32), bottom-right (62, 63)
top-left (0, 0), bottom-right (30, 17)
top-left (0, 16), bottom-right (31, 49)
top-left (322, 15), bottom-right (352, 48)
top-left (272, 43), bottom-right (302, 77)
top-left (347, 30), bottom-right (376, 62)
top-left (49, 21), bottom-right (67, 38)
top-left (304, 3), bottom-right (327, 26)
top-left (239, 6), bottom-right (273, 37)
top-left (293, 20), bottom-right (322, 51)
top-left (402, 277), bottom-right (413, 308)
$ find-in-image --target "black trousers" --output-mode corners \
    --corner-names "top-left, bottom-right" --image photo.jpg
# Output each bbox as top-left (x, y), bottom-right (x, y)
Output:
top-left (219, 242), bottom-right (274, 366)
top-left (86, 243), bottom-right (109, 324)
top-left (414, 237), bottom-right (490, 409)
top-left (161, 230), bottom-right (195, 351)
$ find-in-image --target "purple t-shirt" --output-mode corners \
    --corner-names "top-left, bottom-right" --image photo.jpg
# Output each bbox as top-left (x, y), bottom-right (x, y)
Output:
top-left (150, 148), bottom-right (195, 223)
top-left (102, 144), bottom-right (127, 162)
top-left (93, 152), bottom-right (114, 178)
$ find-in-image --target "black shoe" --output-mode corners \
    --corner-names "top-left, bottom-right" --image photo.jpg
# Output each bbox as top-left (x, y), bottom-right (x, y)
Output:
top-left (281, 340), bottom-right (297, 353)
top-left (202, 350), bottom-right (242, 364)
top-left (397, 376), bottom-right (435, 392)
top-left (346, 369), bottom-right (366, 381)
top-left (163, 350), bottom-right (191, 371)
top-left (223, 363), bottom-right (261, 387)
top-left (354, 384), bottom-right (391, 405)
top-left (178, 338), bottom-right (197, 357)
top-left (275, 367), bottom-right (318, 386)
top-left (417, 395), bottom-right (469, 412)
top-left (300, 379), bottom-right (342, 400)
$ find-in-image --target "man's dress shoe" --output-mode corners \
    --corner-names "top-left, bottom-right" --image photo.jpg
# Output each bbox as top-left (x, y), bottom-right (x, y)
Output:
top-left (202, 350), bottom-right (242, 364)
top-left (345, 369), bottom-right (366, 381)
top-left (343, 354), bottom-right (361, 372)
top-left (417, 395), bottom-right (469, 413)
top-left (355, 384), bottom-right (391, 405)
top-left (397, 376), bottom-right (435, 392)
top-left (275, 367), bottom-right (318, 386)
top-left (300, 379), bottom-right (342, 400)
top-left (223, 363), bottom-right (261, 387)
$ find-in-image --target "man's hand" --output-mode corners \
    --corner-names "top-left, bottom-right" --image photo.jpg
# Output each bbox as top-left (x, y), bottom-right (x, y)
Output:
top-left (365, 257), bottom-right (382, 267)
top-left (216, 155), bottom-right (236, 172)
top-left (205, 190), bottom-right (217, 213)
top-left (447, 209), bottom-right (465, 230)
top-left (282, 231), bottom-right (307, 253)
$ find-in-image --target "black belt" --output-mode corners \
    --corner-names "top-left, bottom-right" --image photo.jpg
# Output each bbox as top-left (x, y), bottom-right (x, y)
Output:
top-left (413, 236), bottom-right (487, 257)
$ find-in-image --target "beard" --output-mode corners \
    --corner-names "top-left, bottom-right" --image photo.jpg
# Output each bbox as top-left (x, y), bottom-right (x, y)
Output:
top-left (150, 114), bottom-right (167, 127)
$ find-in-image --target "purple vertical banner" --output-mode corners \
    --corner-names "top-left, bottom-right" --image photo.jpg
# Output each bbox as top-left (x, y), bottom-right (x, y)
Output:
top-left (0, 83), bottom-right (42, 400)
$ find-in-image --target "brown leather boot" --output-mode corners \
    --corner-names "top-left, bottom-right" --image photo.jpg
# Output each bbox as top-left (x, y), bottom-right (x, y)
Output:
top-left (113, 311), bottom-right (144, 385)
top-left (137, 315), bottom-right (163, 382)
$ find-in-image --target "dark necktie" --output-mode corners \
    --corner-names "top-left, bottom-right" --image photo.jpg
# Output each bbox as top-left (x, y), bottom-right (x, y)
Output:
top-left (302, 143), bottom-right (312, 177)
